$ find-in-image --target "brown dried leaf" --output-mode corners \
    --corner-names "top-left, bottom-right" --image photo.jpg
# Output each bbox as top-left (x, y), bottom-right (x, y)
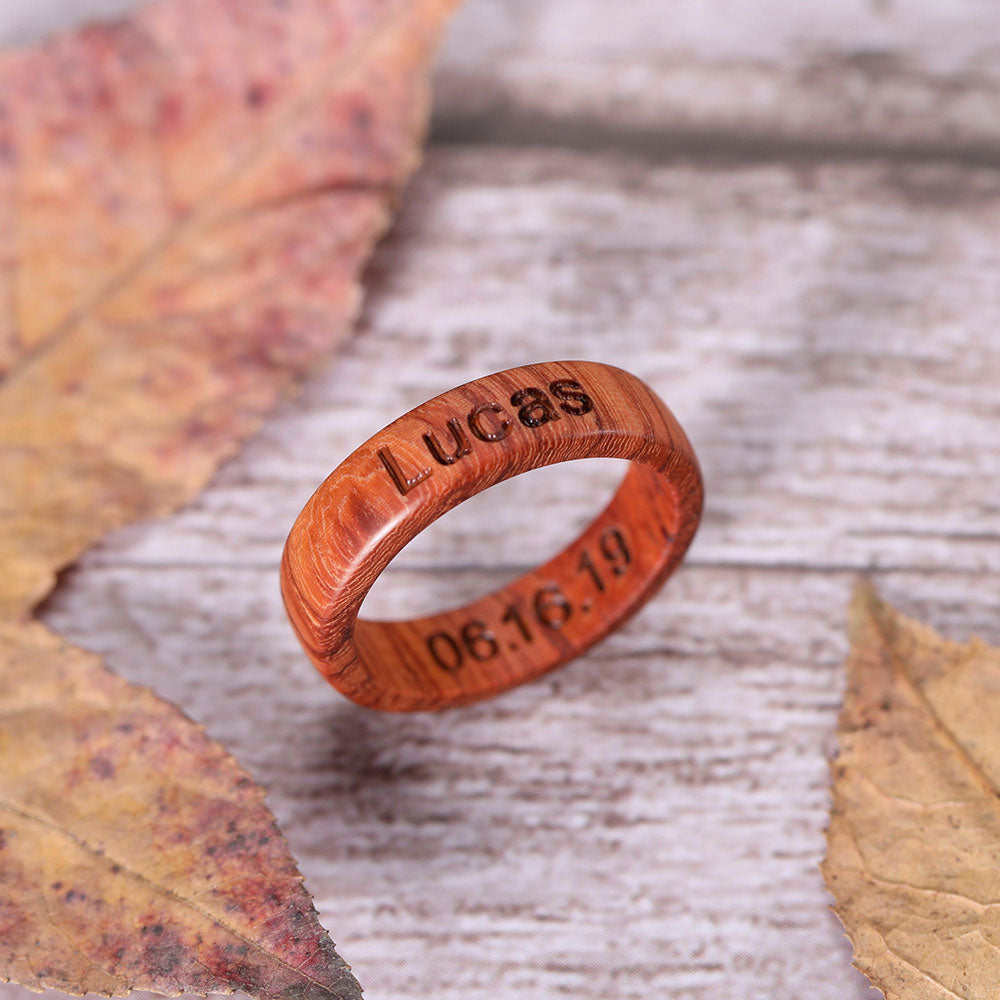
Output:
top-left (0, 621), bottom-right (362, 999)
top-left (0, 0), bottom-right (460, 996)
top-left (824, 583), bottom-right (1000, 1000)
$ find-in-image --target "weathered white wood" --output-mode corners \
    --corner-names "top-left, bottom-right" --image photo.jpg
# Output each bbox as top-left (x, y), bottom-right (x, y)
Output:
top-left (0, 147), bottom-right (994, 1000)
top-left (4, 0), bottom-right (1000, 157)
top-left (434, 0), bottom-right (1000, 157)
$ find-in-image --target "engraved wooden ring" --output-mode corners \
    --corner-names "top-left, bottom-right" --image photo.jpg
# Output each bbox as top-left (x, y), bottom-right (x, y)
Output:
top-left (280, 360), bottom-right (703, 712)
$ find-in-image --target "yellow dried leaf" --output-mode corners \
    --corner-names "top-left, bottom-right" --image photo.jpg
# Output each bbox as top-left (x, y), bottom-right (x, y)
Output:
top-left (824, 583), bottom-right (1000, 1000)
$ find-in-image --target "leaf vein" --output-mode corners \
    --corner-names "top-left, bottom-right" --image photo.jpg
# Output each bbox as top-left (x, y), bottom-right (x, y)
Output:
top-left (869, 605), bottom-right (1000, 807)
top-left (876, 931), bottom-right (965, 1000)
top-left (0, 793), bottom-right (342, 995)
top-left (856, 851), bottom-right (991, 909)
top-left (7, 0), bottom-right (416, 387)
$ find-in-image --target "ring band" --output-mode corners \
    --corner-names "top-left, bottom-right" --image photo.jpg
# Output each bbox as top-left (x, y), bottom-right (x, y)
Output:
top-left (280, 360), bottom-right (703, 711)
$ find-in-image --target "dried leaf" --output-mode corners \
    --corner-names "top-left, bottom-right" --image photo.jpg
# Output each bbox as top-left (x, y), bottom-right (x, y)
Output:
top-left (0, 621), bottom-right (362, 999)
top-left (0, 0), bottom-right (460, 996)
top-left (824, 583), bottom-right (1000, 1000)
top-left (0, 0), bottom-right (458, 619)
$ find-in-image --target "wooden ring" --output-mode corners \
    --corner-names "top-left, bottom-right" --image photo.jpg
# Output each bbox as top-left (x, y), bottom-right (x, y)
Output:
top-left (280, 360), bottom-right (703, 711)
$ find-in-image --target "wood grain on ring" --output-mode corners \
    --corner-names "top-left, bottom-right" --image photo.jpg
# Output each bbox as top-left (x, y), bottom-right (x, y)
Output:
top-left (280, 360), bottom-right (703, 711)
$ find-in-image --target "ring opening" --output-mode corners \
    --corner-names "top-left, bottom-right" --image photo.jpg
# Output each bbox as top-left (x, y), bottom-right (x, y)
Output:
top-left (360, 458), bottom-right (631, 621)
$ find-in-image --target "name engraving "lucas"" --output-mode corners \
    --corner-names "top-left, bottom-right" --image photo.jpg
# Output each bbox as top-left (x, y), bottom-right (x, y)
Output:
top-left (378, 379), bottom-right (594, 496)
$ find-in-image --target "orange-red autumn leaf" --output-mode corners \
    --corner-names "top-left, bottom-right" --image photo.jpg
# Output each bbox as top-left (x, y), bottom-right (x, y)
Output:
top-left (0, 0), bottom-right (460, 996)
top-left (824, 584), bottom-right (1000, 1000)
top-left (0, 0), bottom-right (457, 619)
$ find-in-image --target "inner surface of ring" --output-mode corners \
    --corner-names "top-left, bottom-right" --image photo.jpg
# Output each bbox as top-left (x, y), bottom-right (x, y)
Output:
top-left (353, 460), bottom-right (685, 709)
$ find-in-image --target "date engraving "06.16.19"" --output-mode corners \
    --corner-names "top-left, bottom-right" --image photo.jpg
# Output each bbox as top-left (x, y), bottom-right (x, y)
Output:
top-left (425, 525), bottom-right (632, 673)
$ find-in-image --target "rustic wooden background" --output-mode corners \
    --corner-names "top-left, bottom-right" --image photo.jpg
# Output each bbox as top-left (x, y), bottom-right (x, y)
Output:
top-left (5, 2), bottom-right (1000, 998)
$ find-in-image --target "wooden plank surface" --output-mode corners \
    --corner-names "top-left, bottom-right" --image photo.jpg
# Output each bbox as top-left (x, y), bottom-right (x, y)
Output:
top-left (434, 0), bottom-right (1000, 159)
top-left (4, 2), bottom-right (1000, 1000)
top-left (5, 0), bottom-right (1000, 157)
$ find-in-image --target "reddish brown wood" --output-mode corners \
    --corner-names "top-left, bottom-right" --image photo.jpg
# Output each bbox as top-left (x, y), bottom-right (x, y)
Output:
top-left (280, 361), bottom-right (703, 711)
